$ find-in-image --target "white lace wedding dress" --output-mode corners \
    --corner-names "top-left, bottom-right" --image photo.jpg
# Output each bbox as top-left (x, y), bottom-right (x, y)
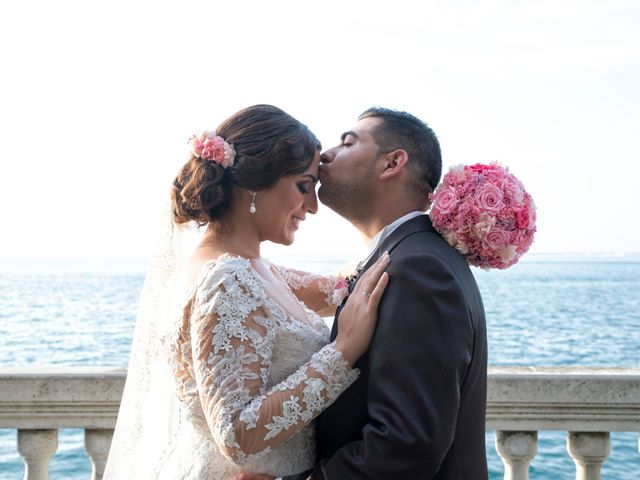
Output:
top-left (136, 254), bottom-right (356, 479)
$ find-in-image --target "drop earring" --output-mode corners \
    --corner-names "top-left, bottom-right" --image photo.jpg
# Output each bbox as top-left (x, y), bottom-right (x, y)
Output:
top-left (249, 192), bottom-right (256, 214)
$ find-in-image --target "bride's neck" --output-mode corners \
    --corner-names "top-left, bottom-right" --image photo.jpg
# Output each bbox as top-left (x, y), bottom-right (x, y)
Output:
top-left (200, 223), bottom-right (261, 260)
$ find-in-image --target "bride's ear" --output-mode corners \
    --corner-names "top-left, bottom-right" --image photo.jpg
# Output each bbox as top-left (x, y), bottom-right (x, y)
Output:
top-left (378, 149), bottom-right (409, 180)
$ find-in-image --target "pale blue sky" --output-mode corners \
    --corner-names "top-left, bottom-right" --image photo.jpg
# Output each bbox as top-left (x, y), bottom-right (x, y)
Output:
top-left (1, 0), bottom-right (638, 268)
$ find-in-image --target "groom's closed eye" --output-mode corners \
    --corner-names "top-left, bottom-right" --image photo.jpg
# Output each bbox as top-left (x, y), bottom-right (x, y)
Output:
top-left (340, 131), bottom-right (358, 146)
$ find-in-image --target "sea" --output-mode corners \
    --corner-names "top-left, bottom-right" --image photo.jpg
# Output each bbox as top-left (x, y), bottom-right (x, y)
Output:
top-left (1, 254), bottom-right (639, 479)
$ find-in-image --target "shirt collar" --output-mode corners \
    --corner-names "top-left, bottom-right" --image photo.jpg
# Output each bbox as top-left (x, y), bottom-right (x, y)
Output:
top-left (359, 211), bottom-right (425, 268)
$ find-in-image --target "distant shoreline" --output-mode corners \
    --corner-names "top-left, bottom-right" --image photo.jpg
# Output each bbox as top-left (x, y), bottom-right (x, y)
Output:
top-left (1, 251), bottom-right (639, 275)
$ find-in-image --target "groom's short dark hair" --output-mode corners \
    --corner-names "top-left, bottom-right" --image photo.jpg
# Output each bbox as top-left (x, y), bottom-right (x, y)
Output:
top-left (359, 107), bottom-right (442, 197)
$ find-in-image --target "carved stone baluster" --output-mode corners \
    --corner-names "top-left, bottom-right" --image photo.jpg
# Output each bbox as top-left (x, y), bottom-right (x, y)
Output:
top-left (17, 429), bottom-right (58, 480)
top-left (567, 432), bottom-right (610, 480)
top-left (495, 430), bottom-right (537, 480)
top-left (85, 429), bottom-right (114, 480)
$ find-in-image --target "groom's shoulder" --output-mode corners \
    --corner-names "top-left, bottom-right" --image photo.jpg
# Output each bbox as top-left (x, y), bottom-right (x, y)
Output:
top-left (390, 227), bottom-right (476, 286)
top-left (392, 225), bottom-right (464, 264)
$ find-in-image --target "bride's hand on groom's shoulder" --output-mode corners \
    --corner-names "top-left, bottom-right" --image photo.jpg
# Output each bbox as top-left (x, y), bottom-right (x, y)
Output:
top-left (334, 252), bottom-right (390, 367)
top-left (229, 472), bottom-right (275, 480)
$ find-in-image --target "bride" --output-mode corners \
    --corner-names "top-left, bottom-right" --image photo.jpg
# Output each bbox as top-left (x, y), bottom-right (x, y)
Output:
top-left (103, 105), bottom-right (389, 479)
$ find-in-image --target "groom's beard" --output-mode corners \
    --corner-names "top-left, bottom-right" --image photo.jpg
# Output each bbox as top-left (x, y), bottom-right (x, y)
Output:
top-left (317, 171), bottom-right (375, 225)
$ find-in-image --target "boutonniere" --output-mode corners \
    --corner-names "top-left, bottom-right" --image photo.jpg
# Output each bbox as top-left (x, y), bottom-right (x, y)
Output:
top-left (331, 263), bottom-right (363, 305)
top-left (331, 277), bottom-right (349, 306)
top-left (343, 263), bottom-right (364, 292)
top-left (344, 272), bottom-right (359, 292)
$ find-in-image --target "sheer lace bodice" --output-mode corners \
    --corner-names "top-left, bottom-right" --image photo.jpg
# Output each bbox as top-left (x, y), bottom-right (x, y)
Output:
top-left (273, 265), bottom-right (349, 315)
top-left (159, 255), bottom-right (357, 479)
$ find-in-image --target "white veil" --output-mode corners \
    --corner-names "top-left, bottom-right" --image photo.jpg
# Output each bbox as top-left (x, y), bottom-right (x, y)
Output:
top-left (104, 200), bottom-right (195, 479)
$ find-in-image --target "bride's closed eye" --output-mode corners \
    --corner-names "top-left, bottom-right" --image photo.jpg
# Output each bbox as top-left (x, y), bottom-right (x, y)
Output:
top-left (297, 182), bottom-right (312, 194)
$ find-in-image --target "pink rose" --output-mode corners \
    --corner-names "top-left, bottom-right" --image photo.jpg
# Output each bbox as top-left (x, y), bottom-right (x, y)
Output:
top-left (475, 183), bottom-right (503, 213)
top-left (503, 177), bottom-right (524, 204)
top-left (433, 185), bottom-right (458, 214)
top-left (484, 227), bottom-right (510, 250)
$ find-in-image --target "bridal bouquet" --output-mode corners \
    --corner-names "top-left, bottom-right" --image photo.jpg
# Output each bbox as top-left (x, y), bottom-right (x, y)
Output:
top-left (429, 163), bottom-right (536, 269)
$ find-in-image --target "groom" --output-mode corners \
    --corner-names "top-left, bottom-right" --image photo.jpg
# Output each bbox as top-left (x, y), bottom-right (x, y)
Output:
top-left (245, 107), bottom-right (488, 479)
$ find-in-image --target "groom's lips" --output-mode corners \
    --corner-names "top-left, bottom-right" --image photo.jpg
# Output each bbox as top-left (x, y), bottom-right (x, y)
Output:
top-left (292, 216), bottom-right (304, 230)
top-left (318, 165), bottom-right (329, 181)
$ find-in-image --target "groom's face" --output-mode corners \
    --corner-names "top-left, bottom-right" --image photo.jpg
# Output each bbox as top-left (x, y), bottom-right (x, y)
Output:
top-left (317, 117), bottom-right (382, 221)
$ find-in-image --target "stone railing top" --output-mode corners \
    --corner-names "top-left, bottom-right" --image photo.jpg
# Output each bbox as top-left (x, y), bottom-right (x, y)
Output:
top-left (486, 367), bottom-right (640, 432)
top-left (490, 366), bottom-right (640, 377)
top-left (0, 367), bottom-right (126, 429)
top-left (489, 366), bottom-right (640, 401)
top-left (0, 367), bottom-right (126, 402)
top-left (1, 366), bottom-right (639, 431)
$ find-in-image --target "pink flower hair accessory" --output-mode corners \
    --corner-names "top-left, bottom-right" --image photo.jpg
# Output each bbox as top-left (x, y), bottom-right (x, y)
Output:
top-left (429, 162), bottom-right (536, 270)
top-left (189, 131), bottom-right (236, 168)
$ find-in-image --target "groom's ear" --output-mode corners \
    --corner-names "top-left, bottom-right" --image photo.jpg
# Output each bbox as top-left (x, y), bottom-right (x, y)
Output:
top-left (378, 149), bottom-right (409, 180)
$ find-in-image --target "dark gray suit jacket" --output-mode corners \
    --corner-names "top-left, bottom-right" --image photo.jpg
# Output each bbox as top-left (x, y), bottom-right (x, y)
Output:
top-left (287, 215), bottom-right (488, 479)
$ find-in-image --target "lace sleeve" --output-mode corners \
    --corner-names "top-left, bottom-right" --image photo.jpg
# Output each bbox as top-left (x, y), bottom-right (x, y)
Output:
top-left (191, 259), bottom-right (358, 465)
top-left (273, 266), bottom-right (348, 315)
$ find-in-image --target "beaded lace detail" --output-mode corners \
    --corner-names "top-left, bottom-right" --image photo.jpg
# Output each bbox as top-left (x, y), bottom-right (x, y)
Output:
top-left (170, 255), bottom-right (358, 475)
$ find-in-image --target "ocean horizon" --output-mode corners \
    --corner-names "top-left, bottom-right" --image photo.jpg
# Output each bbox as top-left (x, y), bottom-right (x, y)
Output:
top-left (2, 251), bottom-right (640, 275)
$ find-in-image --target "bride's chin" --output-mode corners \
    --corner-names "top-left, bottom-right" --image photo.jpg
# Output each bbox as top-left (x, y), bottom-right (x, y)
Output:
top-left (273, 232), bottom-right (295, 246)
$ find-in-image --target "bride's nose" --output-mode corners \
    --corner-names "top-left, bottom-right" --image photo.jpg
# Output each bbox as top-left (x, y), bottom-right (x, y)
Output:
top-left (305, 190), bottom-right (318, 214)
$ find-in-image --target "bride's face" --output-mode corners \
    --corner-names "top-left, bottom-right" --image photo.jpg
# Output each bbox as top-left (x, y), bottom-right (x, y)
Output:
top-left (256, 152), bottom-right (320, 245)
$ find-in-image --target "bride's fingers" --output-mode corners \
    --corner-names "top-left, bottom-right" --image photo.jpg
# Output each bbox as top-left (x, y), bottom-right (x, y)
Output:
top-left (367, 272), bottom-right (388, 307)
top-left (358, 253), bottom-right (390, 290)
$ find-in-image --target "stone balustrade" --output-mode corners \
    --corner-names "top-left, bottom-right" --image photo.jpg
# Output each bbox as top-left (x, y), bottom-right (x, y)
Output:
top-left (1, 366), bottom-right (639, 479)
top-left (0, 367), bottom-right (124, 480)
top-left (487, 367), bottom-right (640, 479)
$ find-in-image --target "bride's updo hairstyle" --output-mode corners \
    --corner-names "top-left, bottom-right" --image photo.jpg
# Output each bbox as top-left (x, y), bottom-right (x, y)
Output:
top-left (172, 104), bottom-right (320, 226)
